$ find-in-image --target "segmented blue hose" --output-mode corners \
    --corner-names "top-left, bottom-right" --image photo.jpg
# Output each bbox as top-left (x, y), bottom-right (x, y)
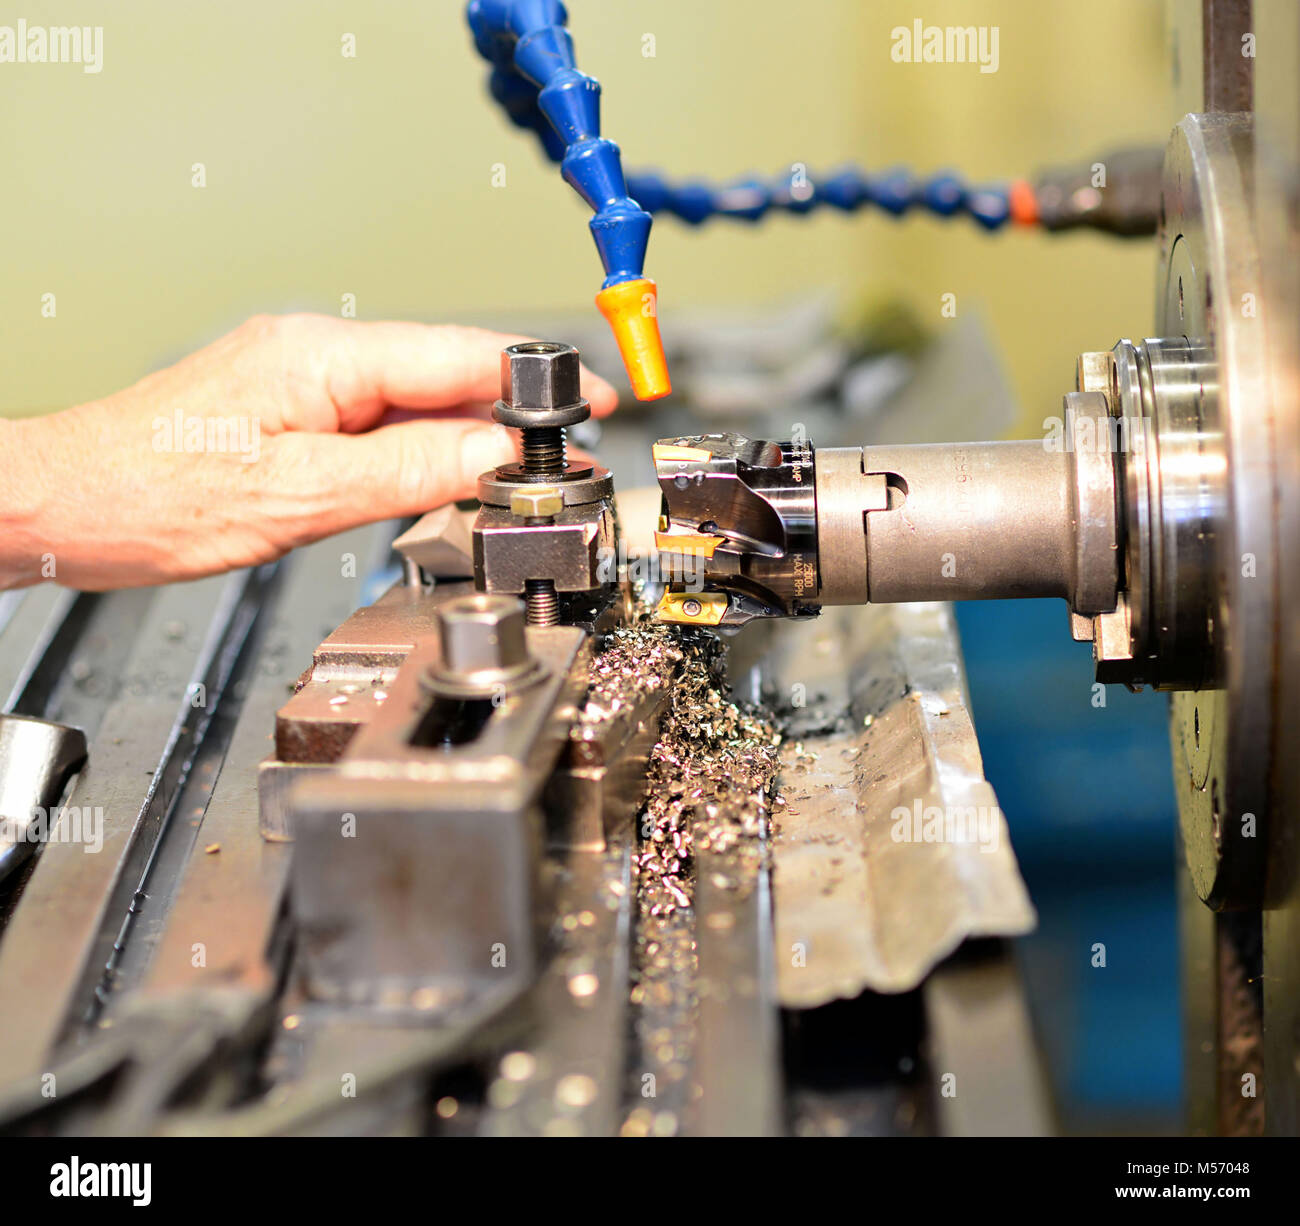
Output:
top-left (468, 2), bottom-right (1022, 249)
top-left (466, 0), bottom-right (652, 289)
top-left (624, 167), bottom-right (1014, 231)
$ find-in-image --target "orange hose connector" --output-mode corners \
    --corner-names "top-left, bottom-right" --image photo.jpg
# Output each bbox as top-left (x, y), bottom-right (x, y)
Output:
top-left (1009, 179), bottom-right (1040, 227)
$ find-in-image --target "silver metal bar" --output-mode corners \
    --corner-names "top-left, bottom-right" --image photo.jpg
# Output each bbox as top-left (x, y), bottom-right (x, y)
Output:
top-left (136, 528), bottom-right (385, 1013)
top-left (1, 588), bottom-right (153, 737)
top-left (924, 944), bottom-right (1054, 1137)
top-left (0, 586), bottom-right (73, 709)
top-left (0, 573), bottom-right (253, 1087)
top-left (479, 831), bottom-right (634, 1137)
top-left (0, 590), bottom-right (25, 639)
top-left (0, 715), bottom-right (87, 883)
top-left (98, 652), bottom-right (267, 1018)
top-left (688, 812), bottom-right (782, 1136)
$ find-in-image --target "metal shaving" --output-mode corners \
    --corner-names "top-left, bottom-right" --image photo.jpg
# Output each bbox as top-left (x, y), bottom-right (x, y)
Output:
top-left (635, 626), bottom-right (781, 916)
top-left (576, 622), bottom-right (680, 730)
top-left (596, 616), bottom-right (781, 1135)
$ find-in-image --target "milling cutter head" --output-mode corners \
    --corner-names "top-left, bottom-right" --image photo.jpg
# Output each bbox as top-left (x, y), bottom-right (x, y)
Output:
top-left (652, 433), bottom-right (820, 625)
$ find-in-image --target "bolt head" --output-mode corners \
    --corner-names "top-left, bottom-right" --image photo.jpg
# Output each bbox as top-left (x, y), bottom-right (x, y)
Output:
top-left (500, 342), bottom-right (582, 411)
top-left (435, 594), bottom-right (528, 677)
top-left (510, 486), bottom-right (564, 519)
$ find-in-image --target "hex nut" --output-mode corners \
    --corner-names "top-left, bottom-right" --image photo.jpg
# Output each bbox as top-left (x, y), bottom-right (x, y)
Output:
top-left (510, 486), bottom-right (564, 520)
top-left (423, 594), bottom-right (547, 699)
top-left (438, 594), bottom-right (527, 672)
top-left (493, 342), bottom-right (591, 429)
top-left (501, 342), bottom-right (581, 409)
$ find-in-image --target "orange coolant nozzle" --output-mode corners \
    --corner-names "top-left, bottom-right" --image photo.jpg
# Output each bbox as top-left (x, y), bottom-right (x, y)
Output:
top-left (595, 277), bottom-right (671, 401)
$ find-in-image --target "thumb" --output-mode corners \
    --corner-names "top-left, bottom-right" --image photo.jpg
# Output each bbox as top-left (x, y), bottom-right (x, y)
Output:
top-left (270, 419), bottom-right (515, 534)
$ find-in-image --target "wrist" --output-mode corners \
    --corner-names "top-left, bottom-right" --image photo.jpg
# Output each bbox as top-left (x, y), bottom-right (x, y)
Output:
top-left (0, 416), bottom-right (57, 589)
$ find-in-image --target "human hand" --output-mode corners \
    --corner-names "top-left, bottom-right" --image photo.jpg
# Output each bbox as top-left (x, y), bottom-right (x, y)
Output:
top-left (0, 314), bottom-right (617, 590)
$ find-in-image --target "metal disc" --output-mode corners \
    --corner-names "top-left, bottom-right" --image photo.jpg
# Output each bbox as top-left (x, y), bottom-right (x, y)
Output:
top-left (1158, 114), bottom-right (1278, 908)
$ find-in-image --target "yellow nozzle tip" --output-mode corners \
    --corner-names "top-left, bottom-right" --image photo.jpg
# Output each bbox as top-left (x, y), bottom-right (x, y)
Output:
top-left (595, 278), bottom-right (671, 401)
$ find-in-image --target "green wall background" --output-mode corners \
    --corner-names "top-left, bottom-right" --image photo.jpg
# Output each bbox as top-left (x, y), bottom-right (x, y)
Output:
top-left (1, 0), bottom-right (1171, 433)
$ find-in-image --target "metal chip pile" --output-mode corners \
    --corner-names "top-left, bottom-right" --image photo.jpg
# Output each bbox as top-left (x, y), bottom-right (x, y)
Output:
top-left (611, 618), bottom-right (782, 1135)
top-left (635, 625), bottom-right (781, 915)
top-left (576, 621), bottom-right (681, 731)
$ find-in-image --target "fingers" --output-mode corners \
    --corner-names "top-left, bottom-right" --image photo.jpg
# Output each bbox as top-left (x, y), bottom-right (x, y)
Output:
top-left (281, 316), bottom-right (619, 432)
top-left (266, 419), bottom-right (516, 538)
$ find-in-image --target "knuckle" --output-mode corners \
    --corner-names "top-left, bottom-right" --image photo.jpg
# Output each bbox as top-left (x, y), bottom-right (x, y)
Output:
top-left (238, 313), bottom-right (281, 344)
top-left (395, 435), bottom-right (435, 507)
top-left (275, 313), bottom-right (316, 345)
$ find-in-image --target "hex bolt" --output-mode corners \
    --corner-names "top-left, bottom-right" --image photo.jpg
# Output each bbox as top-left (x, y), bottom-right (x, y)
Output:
top-left (508, 487), bottom-right (564, 623)
top-left (487, 343), bottom-right (597, 631)
top-left (423, 594), bottom-right (545, 699)
top-left (493, 342), bottom-right (592, 479)
top-left (522, 426), bottom-right (566, 477)
top-left (523, 579), bottom-right (561, 627)
top-left (438, 594), bottom-right (527, 673)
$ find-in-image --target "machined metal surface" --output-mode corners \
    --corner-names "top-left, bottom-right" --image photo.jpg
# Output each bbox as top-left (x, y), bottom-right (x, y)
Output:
top-left (1253, 0), bottom-right (1300, 1141)
top-left (1088, 335), bottom-right (1222, 692)
top-left (760, 602), bottom-right (1036, 1004)
top-left (1150, 100), bottom-right (1300, 1134)
top-left (473, 501), bottom-right (616, 595)
top-left (855, 440), bottom-right (1079, 605)
top-left (476, 466), bottom-right (615, 507)
top-left (393, 504), bottom-right (476, 580)
top-left (1063, 391), bottom-right (1121, 616)
top-left (0, 570), bottom-right (273, 1088)
top-left (811, 445), bottom-right (882, 606)
top-left (0, 568), bottom-right (1045, 1138)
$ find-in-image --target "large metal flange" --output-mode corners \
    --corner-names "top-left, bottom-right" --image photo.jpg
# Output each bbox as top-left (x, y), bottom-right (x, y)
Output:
top-left (1156, 114), bottom-right (1280, 910)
